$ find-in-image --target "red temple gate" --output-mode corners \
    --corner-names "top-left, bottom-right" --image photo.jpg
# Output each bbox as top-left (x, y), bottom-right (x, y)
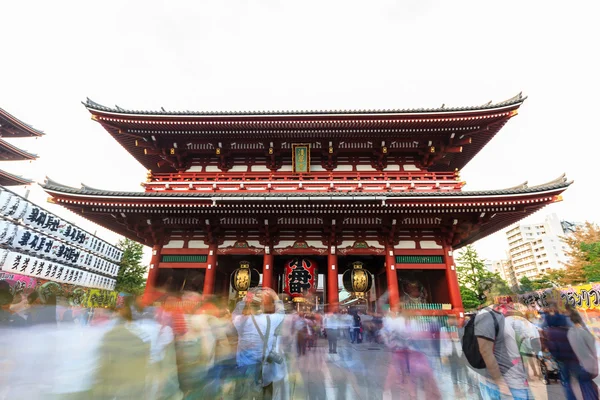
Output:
top-left (42, 94), bottom-right (572, 316)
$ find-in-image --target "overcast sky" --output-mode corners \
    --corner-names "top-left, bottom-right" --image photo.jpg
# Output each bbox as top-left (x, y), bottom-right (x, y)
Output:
top-left (2, 0), bottom-right (598, 265)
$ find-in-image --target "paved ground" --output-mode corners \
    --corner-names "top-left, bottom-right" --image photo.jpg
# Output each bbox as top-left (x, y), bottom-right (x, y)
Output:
top-left (283, 337), bottom-right (568, 399)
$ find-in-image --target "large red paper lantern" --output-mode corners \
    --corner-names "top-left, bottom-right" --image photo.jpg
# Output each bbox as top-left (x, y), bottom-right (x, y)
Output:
top-left (284, 258), bottom-right (317, 299)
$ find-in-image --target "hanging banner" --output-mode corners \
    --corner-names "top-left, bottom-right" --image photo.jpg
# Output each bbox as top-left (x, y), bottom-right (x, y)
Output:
top-left (0, 271), bottom-right (37, 294)
top-left (519, 283), bottom-right (600, 311)
top-left (284, 258), bottom-right (317, 299)
top-left (85, 289), bottom-right (118, 308)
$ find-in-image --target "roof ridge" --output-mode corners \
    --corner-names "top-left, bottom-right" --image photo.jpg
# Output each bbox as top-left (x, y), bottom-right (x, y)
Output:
top-left (43, 176), bottom-right (76, 190)
top-left (528, 173), bottom-right (569, 189)
top-left (83, 93), bottom-right (526, 117)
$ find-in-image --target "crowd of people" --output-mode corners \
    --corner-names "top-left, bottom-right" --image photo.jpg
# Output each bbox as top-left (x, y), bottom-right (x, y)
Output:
top-left (2, 281), bottom-right (600, 399)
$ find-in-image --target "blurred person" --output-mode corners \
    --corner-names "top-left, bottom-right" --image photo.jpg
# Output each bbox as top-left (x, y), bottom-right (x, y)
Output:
top-left (209, 303), bottom-right (237, 399)
top-left (173, 291), bottom-right (217, 399)
top-left (380, 305), bottom-right (441, 399)
top-left (91, 296), bottom-right (151, 399)
top-left (541, 300), bottom-right (580, 400)
top-left (323, 311), bottom-right (339, 354)
top-left (566, 306), bottom-right (599, 399)
top-left (232, 287), bottom-right (286, 400)
top-left (441, 315), bottom-right (466, 394)
top-left (132, 301), bottom-right (183, 400)
top-left (359, 310), bottom-right (376, 343)
top-left (350, 311), bottom-right (361, 344)
top-left (9, 292), bottom-right (30, 321)
top-left (26, 290), bottom-right (57, 326)
top-left (473, 298), bottom-right (532, 400)
top-left (0, 283), bottom-right (27, 327)
top-left (339, 309), bottom-right (352, 340)
top-left (49, 306), bottom-right (118, 400)
top-left (510, 307), bottom-right (541, 380)
top-left (293, 312), bottom-right (308, 356)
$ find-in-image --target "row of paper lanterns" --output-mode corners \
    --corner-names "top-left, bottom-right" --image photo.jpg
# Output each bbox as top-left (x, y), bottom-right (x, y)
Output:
top-left (0, 248), bottom-right (116, 290)
top-left (0, 220), bottom-right (119, 277)
top-left (0, 189), bottom-right (123, 263)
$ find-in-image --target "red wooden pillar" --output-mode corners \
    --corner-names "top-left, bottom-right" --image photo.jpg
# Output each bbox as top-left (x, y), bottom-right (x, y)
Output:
top-left (203, 244), bottom-right (218, 296)
top-left (385, 244), bottom-right (400, 311)
top-left (263, 251), bottom-right (274, 290)
top-left (327, 247), bottom-right (339, 311)
top-left (143, 244), bottom-right (162, 304)
top-left (443, 242), bottom-right (464, 315)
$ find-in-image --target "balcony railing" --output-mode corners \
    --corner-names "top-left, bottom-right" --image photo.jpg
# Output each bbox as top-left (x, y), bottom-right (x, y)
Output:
top-left (149, 170), bottom-right (458, 183)
top-left (144, 171), bottom-right (463, 194)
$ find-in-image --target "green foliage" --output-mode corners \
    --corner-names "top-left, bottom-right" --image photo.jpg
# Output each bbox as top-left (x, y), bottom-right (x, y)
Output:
top-left (115, 239), bottom-right (147, 295)
top-left (460, 286), bottom-right (481, 310)
top-left (456, 245), bottom-right (512, 309)
top-left (563, 222), bottom-right (600, 284)
top-left (581, 242), bottom-right (600, 283)
top-left (518, 271), bottom-right (566, 294)
top-left (519, 276), bottom-right (534, 293)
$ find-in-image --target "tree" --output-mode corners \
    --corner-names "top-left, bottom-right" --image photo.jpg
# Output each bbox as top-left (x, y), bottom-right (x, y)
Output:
top-left (115, 239), bottom-right (147, 295)
top-left (460, 286), bottom-right (481, 310)
top-left (516, 271), bottom-right (565, 294)
top-left (541, 269), bottom-right (567, 287)
top-left (563, 222), bottom-right (600, 284)
top-left (456, 245), bottom-right (512, 309)
top-left (518, 276), bottom-right (534, 293)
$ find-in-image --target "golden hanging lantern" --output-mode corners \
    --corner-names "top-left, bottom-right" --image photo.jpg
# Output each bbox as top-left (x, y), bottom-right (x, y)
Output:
top-left (231, 261), bottom-right (260, 298)
top-left (342, 261), bottom-right (373, 298)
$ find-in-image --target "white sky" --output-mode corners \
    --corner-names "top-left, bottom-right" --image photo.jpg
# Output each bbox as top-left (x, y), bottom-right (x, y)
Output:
top-left (1, 0), bottom-right (598, 266)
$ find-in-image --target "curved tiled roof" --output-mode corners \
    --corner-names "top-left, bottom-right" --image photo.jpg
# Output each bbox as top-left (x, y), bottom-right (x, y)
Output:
top-left (84, 93), bottom-right (526, 117)
top-left (41, 174), bottom-right (572, 199)
top-left (0, 108), bottom-right (45, 137)
top-left (0, 169), bottom-right (32, 186)
top-left (0, 138), bottom-right (38, 160)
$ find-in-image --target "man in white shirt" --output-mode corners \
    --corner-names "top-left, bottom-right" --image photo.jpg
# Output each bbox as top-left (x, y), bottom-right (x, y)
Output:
top-left (323, 311), bottom-right (339, 353)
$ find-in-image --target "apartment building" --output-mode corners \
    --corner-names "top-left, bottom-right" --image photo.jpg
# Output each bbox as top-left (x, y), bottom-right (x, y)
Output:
top-left (491, 259), bottom-right (517, 287)
top-left (500, 213), bottom-right (571, 284)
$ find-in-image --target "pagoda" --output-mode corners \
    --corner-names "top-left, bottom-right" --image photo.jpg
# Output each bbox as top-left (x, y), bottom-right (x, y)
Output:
top-left (41, 94), bottom-right (571, 315)
top-left (0, 108), bottom-right (43, 186)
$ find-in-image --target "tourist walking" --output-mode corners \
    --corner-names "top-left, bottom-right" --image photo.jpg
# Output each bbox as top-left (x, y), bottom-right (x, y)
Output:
top-left (469, 299), bottom-right (532, 400)
top-left (324, 311), bottom-right (339, 353)
top-left (232, 287), bottom-right (286, 400)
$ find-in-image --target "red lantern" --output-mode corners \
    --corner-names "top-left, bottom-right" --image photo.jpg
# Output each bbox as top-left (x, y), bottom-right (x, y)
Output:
top-left (284, 258), bottom-right (317, 299)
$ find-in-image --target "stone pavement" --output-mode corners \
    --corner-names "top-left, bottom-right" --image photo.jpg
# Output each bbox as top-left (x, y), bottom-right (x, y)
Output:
top-left (283, 337), bottom-right (568, 399)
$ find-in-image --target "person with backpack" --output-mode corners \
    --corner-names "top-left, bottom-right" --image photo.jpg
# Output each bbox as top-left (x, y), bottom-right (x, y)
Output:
top-left (462, 299), bottom-right (532, 400)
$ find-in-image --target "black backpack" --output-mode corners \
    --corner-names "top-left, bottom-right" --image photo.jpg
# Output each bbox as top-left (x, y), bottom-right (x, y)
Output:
top-left (462, 310), bottom-right (499, 369)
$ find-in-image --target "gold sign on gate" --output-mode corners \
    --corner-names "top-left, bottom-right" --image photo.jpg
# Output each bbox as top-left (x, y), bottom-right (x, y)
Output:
top-left (292, 144), bottom-right (310, 173)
